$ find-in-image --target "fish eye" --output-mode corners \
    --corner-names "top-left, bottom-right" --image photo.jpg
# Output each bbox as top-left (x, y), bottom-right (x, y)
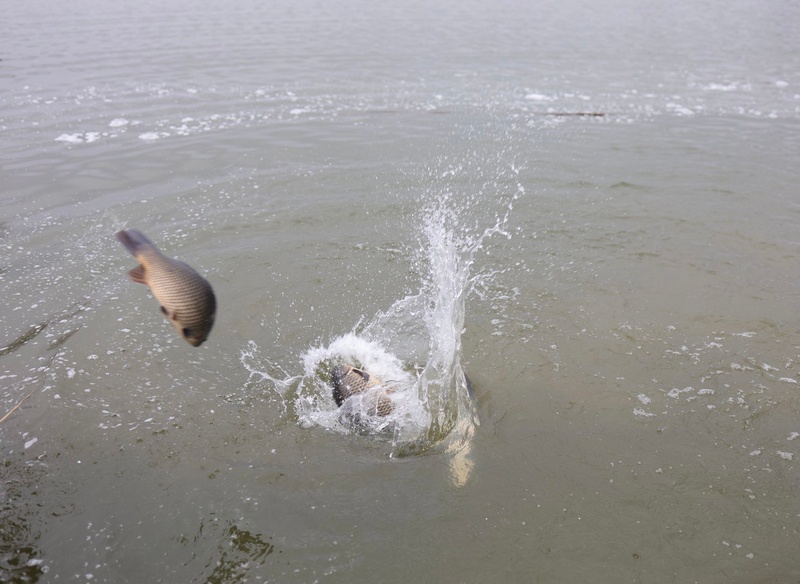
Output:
top-left (182, 327), bottom-right (193, 338)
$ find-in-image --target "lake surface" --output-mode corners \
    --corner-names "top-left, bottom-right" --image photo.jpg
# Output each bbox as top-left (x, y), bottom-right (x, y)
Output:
top-left (2, 0), bottom-right (800, 582)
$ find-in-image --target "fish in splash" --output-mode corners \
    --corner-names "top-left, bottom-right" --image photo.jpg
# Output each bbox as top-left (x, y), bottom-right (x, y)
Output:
top-left (331, 364), bottom-right (397, 416)
top-left (117, 229), bottom-right (216, 347)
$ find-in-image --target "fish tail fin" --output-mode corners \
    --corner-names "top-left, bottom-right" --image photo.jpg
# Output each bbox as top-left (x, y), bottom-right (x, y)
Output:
top-left (116, 229), bottom-right (155, 257)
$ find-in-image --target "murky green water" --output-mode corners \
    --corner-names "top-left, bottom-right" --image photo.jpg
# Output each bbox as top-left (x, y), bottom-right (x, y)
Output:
top-left (2, 0), bottom-right (800, 582)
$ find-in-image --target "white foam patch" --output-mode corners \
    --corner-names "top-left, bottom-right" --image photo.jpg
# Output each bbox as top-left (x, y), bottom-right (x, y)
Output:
top-left (703, 82), bottom-right (740, 92)
top-left (667, 386), bottom-right (694, 399)
top-left (55, 131), bottom-right (107, 144)
top-left (666, 103), bottom-right (695, 116)
top-left (55, 133), bottom-right (84, 144)
top-left (524, 93), bottom-right (554, 101)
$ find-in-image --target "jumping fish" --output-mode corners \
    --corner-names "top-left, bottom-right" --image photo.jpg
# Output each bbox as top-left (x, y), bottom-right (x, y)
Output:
top-left (331, 364), bottom-right (396, 416)
top-left (116, 229), bottom-right (216, 347)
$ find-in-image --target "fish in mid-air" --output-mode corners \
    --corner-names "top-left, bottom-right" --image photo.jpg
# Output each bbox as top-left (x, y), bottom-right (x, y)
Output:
top-left (117, 229), bottom-right (216, 347)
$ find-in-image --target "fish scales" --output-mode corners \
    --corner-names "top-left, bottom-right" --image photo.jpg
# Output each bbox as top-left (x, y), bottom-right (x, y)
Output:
top-left (331, 364), bottom-right (396, 416)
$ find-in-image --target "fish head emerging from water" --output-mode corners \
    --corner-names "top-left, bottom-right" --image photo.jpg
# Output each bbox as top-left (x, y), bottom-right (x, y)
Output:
top-left (116, 229), bottom-right (216, 347)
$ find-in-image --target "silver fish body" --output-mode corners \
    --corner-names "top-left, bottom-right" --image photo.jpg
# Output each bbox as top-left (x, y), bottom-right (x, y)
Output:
top-left (117, 229), bottom-right (216, 347)
top-left (331, 364), bottom-right (396, 416)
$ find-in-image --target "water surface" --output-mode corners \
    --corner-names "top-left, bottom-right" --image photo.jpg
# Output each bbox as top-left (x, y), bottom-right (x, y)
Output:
top-left (2, 0), bottom-right (800, 582)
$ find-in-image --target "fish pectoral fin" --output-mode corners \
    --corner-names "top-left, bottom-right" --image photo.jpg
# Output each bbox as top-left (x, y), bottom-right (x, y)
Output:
top-left (160, 305), bottom-right (179, 321)
top-left (128, 265), bottom-right (148, 284)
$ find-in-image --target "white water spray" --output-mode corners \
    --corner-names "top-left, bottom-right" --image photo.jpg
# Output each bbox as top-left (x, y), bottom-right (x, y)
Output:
top-left (241, 160), bottom-right (523, 478)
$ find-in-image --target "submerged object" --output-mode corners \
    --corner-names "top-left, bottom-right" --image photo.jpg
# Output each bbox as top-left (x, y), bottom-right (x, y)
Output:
top-left (331, 364), bottom-right (396, 416)
top-left (116, 229), bottom-right (216, 347)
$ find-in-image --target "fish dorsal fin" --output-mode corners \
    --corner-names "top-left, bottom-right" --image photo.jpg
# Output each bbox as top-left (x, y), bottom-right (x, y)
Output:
top-left (128, 265), bottom-right (147, 284)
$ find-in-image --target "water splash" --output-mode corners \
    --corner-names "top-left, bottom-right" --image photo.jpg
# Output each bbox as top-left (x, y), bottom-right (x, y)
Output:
top-left (241, 158), bottom-right (523, 484)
